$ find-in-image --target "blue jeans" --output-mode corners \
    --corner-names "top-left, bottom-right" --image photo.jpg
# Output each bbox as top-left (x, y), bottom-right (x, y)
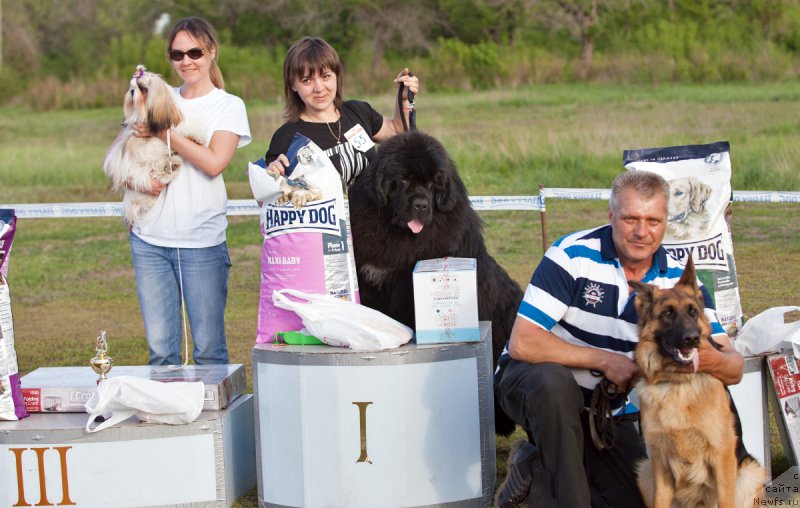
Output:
top-left (130, 233), bottom-right (231, 365)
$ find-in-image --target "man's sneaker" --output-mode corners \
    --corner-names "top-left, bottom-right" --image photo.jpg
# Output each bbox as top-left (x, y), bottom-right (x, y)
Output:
top-left (494, 439), bottom-right (537, 508)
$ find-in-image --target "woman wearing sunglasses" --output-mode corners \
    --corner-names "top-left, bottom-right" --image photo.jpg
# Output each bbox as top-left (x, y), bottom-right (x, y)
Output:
top-left (263, 36), bottom-right (419, 188)
top-left (126, 16), bottom-right (251, 366)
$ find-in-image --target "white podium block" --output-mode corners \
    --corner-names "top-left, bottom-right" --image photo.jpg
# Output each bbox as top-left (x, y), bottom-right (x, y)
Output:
top-left (253, 322), bottom-right (496, 508)
top-left (0, 394), bottom-right (255, 507)
top-left (729, 354), bottom-right (770, 474)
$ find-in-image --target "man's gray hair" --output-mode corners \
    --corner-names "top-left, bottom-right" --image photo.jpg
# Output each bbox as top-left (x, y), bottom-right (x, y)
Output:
top-left (609, 171), bottom-right (670, 213)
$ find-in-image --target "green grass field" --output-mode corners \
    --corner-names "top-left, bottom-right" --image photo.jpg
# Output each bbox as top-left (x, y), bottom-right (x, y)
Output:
top-left (2, 83), bottom-right (799, 505)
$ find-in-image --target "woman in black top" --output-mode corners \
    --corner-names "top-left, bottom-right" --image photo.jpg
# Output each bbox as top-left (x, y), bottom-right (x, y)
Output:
top-left (263, 36), bottom-right (420, 188)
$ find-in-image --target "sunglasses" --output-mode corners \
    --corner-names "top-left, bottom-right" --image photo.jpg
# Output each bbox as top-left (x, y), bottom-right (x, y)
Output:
top-left (168, 47), bottom-right (205, 61)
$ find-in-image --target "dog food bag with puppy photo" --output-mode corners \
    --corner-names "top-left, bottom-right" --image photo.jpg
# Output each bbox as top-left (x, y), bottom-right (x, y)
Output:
top-left (0, 209), bottom-right (28, 420)
top-left (623, 141), bottom-right (743, 336)
top-left (251, 134), bottom-right (360, 343)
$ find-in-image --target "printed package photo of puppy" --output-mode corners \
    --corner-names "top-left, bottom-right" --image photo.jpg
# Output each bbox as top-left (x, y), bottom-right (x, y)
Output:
top-left (667, 175), bottom-right (713, 240)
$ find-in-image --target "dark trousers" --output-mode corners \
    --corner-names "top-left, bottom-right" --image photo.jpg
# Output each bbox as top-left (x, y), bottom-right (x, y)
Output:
top-left (496, 360), bottom-right (647, 508)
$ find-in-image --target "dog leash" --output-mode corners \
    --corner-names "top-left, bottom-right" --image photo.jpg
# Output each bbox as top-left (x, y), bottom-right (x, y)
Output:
top-left (588, 377), bottom-right (633, 451)
top-left (165, 127), bottom-right (190, 370)
top-left (397, 72), bottom-right (416, 132)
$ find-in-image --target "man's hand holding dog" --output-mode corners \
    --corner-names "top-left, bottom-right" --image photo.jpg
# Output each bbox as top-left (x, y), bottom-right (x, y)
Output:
top-left (675, 333), bottom-right (744, 385)
top-left (598, 351), bottom-right (640, 392)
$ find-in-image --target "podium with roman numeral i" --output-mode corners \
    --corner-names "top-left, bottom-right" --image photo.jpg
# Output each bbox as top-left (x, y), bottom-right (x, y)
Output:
top-left (252, 322), bottom-right (496, 508)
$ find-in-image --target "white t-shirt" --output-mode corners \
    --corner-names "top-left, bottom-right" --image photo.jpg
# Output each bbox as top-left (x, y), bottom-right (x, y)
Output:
top-left (133, 87), bottom-right (251, 248)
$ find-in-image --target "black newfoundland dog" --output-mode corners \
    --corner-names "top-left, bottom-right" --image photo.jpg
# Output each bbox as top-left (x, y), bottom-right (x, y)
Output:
top-left (349, 131), bottom-right (521, 435)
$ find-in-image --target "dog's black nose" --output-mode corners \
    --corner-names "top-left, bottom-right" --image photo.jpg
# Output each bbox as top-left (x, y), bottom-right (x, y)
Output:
top-left (412, 198), bottom-right (429, 213)
top-left (680, 331), bottom-right (700, 347)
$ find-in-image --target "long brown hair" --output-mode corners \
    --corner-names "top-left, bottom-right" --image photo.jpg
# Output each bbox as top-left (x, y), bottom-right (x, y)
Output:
top-left (283, 37), bottom-right (344, 121)
top-left (166, 17), bottom-right (225, 89)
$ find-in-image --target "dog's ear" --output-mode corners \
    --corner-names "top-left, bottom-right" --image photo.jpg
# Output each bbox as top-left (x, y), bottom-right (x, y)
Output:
top-left (689, 177), bottom-right (712, 212)
top-left (146, 75), bottom-right (182, 133)
top-left (629, 280), bottom-right (655, 317)
top-left (123, 86), bottom-right (135, 122)
top-left (433, 160), bottom-right (463, 212)
top-left (368, 158), bottom-right (389, 207)
top-left (677, 256), bottom-right (699, 290)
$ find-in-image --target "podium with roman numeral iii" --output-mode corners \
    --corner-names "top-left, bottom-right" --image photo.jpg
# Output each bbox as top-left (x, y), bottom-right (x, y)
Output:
top-left (252, 322), bottom-right (495, 507)
top-left (0, 394), bottom-right (255, 507)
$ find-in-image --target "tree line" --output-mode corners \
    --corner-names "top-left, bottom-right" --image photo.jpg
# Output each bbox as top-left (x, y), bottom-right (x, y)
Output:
top-left (2, 0), bottom-right (799, 109)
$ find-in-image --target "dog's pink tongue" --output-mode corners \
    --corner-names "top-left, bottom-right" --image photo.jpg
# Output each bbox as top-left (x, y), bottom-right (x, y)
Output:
top-left (692, 350), bottom-right (700, 373)
top-left (408, 220), bottom-right (424, 234)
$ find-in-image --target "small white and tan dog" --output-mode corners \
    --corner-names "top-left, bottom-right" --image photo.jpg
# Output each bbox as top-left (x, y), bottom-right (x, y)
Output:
top-left (103, 65), bottom-right (206, 225)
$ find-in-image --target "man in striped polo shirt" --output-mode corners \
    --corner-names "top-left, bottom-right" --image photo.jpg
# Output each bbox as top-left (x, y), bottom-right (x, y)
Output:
top-left (494, 171), bottom-right (744, 507)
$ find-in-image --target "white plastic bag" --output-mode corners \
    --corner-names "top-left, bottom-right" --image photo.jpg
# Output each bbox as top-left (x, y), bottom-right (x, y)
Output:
top-left (272, 288), bottom-right (412, 351)
top-left (733, 306), bottom-right (800, 356)
top-left (248, 159), bottom-right (283, 204)
top-left (85, 376), bottom-right (205, 433)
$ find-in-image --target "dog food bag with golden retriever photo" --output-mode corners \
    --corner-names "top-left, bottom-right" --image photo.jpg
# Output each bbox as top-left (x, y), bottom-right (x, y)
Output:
top-left (623, 141), bottom-right (743, 335)
top-left (251, 134), bottom-right (360, 343)
top-left (0, 209), bottom-right (28, 420)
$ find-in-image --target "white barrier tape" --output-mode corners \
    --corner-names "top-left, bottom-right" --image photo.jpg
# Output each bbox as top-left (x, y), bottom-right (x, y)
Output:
top-left (468, 195), bottom-right (546, 211)
top-left (544, 188), bottom-right (612, 200)
top-left (543, 188), bottom-right (800, 203)
top-left (225, 200), bottom-right (260, 216)
top-left (5, 202), bottom-right (125, 219)
top-left (1, 196), bottom-right (546, 219)
top-left (3, 189), bottom-right (797, 219)
top-left (731, 191), bottom-right (800, 203)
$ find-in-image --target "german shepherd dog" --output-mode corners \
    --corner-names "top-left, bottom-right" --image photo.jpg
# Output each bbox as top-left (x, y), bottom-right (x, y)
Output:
top-left (630, 258), bottom-right (765, 508)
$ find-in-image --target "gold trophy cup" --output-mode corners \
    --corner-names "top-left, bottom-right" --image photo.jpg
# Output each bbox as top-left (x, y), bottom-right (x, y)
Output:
top-left (90, 330), bottom-right (114, 383)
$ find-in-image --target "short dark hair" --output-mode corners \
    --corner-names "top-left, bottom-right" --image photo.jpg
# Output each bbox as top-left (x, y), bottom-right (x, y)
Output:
top-left (609, 171), bottom-right (669, 214)
top-left (283, 37), bottom-right (344, 122)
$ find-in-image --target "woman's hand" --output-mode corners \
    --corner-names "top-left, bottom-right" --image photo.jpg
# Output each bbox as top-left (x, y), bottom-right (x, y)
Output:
top-left (131, 122), bottom-right (154, 138)
top-left (267, 154), bottom-right (290, 176)
top-left (131, 123), bottom-right (170, 144)
top-left (394, 68), bottom-right (419, 99)
top-left (147, 178), bottom-right (166, 196)
top-left (125, 177), bottom-right (166, 195)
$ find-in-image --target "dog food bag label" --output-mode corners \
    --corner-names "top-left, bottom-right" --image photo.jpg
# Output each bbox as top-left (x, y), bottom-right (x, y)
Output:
top-left (0, 209), bottom-right (28, 420)
top-left (254, 135), bottom-right (360, 343)
top-left (623, 141), bottom-right (743, 336)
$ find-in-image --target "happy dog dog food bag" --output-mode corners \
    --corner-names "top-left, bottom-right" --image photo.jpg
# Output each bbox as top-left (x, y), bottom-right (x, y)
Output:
top-left (623, 141), bottom-right (743, 335)
top-left (0, 209), bottom-right (28, 420)
top-left (251, 134), bottom-right (360, 343)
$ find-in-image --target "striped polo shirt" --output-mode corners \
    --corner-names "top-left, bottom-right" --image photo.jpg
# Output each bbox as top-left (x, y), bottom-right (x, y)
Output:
top-left (500, 224), bottom-right (725, 410)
